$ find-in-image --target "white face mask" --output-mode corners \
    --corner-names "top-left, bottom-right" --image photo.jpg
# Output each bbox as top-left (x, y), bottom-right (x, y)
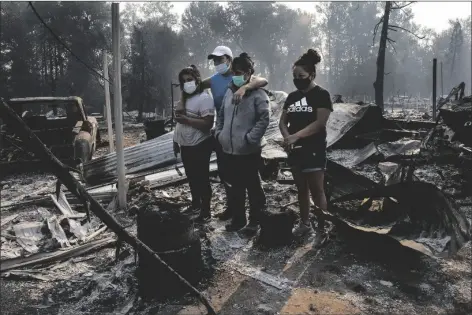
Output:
top-left (215, 62), bottom-right (229, 74)
top-left (183, 81), bottom-right (197, 94)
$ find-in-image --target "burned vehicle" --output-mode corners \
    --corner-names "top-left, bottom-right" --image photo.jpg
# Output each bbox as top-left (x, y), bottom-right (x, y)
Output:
top-left (0, 97), bottom-right (100, 173)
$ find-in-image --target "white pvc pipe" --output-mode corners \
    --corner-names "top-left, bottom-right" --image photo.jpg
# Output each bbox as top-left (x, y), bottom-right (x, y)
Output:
top-left (112, 3), bottom-right (127, 208)
top-left (103, 52), bottom-right (114, 153)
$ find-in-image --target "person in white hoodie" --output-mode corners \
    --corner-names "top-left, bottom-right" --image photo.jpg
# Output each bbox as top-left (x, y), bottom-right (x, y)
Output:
top-left (173, 65), bottom-right (216, 222)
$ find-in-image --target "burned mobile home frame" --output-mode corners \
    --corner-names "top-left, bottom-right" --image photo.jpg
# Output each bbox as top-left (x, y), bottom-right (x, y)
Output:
top-left (0, 97), bottom-right (100, 176)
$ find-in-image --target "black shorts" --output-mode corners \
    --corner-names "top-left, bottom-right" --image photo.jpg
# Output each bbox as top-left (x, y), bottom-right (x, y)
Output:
top-left (287, 146), bottom-right (327, 173)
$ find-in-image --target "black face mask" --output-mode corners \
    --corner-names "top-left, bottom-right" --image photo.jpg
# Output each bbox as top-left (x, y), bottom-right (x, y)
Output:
top-left (293, 78), bottom-right (312, 91)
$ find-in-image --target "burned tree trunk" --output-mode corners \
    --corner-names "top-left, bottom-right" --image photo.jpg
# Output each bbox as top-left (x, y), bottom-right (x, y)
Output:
top-left (373, 1), bottom-right (392, 113)
top-left (373, 2), bottom-right (425, 113)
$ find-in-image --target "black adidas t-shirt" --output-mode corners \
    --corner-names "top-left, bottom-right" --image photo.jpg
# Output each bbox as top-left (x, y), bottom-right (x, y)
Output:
top-left (283, 85), bottom-right (333, 150)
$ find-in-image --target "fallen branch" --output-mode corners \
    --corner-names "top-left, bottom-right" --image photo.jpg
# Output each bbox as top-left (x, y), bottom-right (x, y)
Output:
top-left (0, 99), bottom-right (217, 315)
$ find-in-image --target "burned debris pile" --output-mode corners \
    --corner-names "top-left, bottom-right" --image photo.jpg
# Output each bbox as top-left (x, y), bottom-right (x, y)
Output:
top-left (134, 193), bottom-right (204, 300)
top-left (1, 85), bottom-right (471, 314)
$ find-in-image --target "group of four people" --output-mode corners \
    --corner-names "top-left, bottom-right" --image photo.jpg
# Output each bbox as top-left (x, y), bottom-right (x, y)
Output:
top-left (173, 46), bottom-right (333, 239)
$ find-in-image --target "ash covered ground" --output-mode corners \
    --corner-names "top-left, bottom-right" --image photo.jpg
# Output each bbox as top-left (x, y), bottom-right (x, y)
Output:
top-left (1, 124), bottom-right (471, 315)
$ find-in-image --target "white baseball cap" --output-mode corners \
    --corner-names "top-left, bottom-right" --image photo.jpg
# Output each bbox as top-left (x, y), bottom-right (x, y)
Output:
top-left (208, 46), bottom-right (233, 60)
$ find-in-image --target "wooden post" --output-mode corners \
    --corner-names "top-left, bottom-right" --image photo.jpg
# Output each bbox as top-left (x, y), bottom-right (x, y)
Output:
top-left (103, 52), bottom-right (114, 153)
top-left (440, 61), bottom-right (444, 97)
top-left (112, 3), bottom-right (126, 208)
top-left (433, 58), bottom-right (437, 121)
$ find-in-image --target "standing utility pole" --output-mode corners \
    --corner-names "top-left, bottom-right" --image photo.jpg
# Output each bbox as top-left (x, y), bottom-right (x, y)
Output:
top-left (440, 61), bottom-right (444, 97)
top-left (432, 58), bottom-right (437, 121)
top-left (103, 52), bottom-right (114, 153)
top-left (112, 3), bottom-right (126, 208)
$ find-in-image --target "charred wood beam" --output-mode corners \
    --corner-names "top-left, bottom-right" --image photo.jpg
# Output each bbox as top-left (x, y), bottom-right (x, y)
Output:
top-left (0, 99), bottom-right (216, 315)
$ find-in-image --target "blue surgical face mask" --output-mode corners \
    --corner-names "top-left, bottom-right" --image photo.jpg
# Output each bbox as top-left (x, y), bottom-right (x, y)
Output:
top-left (215, 63), bottom-right (229, 74)
top-left (232, 75), bottom-right (246, 87)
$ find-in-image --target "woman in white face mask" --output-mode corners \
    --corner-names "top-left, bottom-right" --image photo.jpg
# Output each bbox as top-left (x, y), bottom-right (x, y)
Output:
top-left (173, 65), bottom-right (216, 223)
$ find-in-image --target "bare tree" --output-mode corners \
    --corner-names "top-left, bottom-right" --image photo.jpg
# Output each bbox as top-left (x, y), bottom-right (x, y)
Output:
top-left (373, 1), bottom-right (425, 112)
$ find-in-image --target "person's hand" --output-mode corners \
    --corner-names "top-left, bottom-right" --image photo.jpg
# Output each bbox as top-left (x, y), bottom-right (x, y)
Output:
top-left (173, 141), bottom-right (180, 157)
top-left (284, 133), bottom-right (300, 147)
top-left (175, 108), bottom-right (185, 115)
top-left (233, 85), bottom-right (248, 104)
top-left (282, 142), bottom-right (292, 153)
top-left (175, 100), bottom-right (185, 112)
top-left (175, 114), bottom-right (189, 125)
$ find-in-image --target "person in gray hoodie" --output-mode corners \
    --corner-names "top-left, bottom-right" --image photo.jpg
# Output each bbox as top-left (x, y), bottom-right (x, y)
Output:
top-left (215, 52), bottom-right (270, 234)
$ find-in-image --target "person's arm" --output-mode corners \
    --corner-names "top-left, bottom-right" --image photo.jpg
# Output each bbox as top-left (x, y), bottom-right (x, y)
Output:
top-left (201, 77), bottom-right (211, 90)
top-left (245, 91), bottom-right (270, 144)
top-left (176, 93), bottom-right (215, 131)
top-left (215, 92), bottom-right (227, 138)
top-left (182, 116), bottom-right (214, 131)
top-left (233, 75), bottom-right (269, 103)
top-left (293, 108), bottom-right (331, 139)
top-left (247, 75), bottom-right (268, 90)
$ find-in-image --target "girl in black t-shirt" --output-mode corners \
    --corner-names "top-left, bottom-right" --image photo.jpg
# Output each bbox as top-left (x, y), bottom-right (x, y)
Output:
top-left (279, 49), bottom-right (333, 243)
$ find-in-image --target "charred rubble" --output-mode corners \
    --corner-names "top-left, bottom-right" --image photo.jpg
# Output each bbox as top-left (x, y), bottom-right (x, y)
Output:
top-left (1, 86), bottom-right (471, 314)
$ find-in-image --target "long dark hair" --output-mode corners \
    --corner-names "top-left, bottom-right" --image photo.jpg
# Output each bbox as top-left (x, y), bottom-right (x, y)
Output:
top-left (178, 65), bottom-right (204, 105)
top-left (293, 49), bottom-right (321, 77)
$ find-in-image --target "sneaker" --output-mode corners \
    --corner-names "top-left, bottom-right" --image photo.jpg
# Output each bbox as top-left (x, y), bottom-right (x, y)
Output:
top-left (215, 209), bottom-right (232, 221)
top-left (225, 220), bottom-right (247, 232)
top-left (292, 221), bottom-right (314, 238)
top-left (238, 222), bottom-right (259, 237)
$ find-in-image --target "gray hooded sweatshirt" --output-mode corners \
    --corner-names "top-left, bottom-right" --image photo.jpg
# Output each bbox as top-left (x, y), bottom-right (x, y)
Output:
top-left (215, 85), bottom-right (270, 155)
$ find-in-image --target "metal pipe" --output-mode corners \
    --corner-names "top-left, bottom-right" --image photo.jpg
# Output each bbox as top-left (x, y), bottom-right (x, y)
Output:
top-left (103, 52), bottom-right (114, 153)
top-left (112, 3), bottom-right (126, 208)
top-left (432, 58), bottom-right (437, 121)
top-left (170, 81), bottom-right (174, 131)
top-left (170, 82), bottom-right (180, 131)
